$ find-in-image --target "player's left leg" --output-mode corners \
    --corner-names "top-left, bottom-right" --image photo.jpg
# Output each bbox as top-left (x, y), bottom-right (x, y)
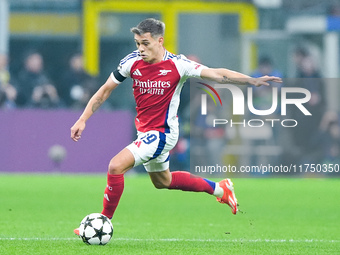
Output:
top-left (149, 169), bottom-right (214, 193)
top-left (148, 168), bottom-right (238, 215)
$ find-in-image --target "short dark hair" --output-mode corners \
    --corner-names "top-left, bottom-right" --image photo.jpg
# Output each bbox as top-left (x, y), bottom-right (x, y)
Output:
top-left (130, 18), bottom-right (165, 38)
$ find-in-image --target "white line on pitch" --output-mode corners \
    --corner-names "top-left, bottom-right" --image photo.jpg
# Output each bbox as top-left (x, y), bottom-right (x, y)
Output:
top-left (0, 237), bottom-right (339, 243)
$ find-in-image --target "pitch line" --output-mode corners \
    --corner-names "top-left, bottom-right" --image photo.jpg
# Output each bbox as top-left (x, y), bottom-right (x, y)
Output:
top-left (0, 237), bottom-right (339, 243)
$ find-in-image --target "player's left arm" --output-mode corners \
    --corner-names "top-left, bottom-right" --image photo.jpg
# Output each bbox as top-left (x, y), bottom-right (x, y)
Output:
top-left (200, 68), bottom-right (282, 87)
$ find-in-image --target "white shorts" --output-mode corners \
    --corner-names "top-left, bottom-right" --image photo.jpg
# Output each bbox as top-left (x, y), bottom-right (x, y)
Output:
top-left (126, 130), bottom-right (178, 172)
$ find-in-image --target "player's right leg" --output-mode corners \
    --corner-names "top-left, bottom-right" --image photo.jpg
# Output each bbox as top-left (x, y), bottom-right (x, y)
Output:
top-left (101, 148), bottom-right (135, 219)
top-left (74, 148), bottom-right (135, 236)
top-left (101, 130), bottom-right (172, 221)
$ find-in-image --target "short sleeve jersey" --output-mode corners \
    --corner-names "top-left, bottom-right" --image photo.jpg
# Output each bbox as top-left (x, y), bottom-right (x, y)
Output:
top-left (111, 49), bottom-right (207, 134)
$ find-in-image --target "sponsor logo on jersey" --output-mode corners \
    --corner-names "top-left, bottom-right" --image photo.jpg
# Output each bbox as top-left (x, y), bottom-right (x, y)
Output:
top-left (158, 69), bottom-right (172, 76)
top-left (134, 79), bottom-right (169, 95)
top-left (134, 79), bottom-right (171, 88)
top-left (132, 69), bottom-right (142, 76)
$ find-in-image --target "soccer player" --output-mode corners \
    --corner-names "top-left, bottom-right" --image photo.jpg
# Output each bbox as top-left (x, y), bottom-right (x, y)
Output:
top-left (71, 18), bottom-right (282, 229)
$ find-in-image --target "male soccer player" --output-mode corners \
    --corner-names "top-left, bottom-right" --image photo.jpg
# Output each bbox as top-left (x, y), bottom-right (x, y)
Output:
top-left (71, 18), bottom-right (282, 230)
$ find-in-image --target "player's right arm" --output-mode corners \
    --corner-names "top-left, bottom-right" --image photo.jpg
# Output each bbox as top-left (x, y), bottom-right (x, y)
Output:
top-left (71, 51), bottom-right (134, 142)
top-left (70, 76), bottom-right (119, 142)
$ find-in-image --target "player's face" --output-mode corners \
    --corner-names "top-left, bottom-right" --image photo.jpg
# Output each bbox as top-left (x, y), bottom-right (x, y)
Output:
top-left (134, 33), bottom-right (164, 64)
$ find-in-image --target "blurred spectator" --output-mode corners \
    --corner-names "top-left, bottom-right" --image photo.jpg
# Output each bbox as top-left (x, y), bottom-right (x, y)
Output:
top-left (0, 53), bottom-right (17, 109)
top-left (190, 89), bottom-right (226, 167)
top-left (297, 55), bottom-right (322, 79)
top-left (297, 56), bottom-right (325, 116)
top-left (328, 3), bottom-right (340, 16)
top-left (17, 51), bottom-right (61, 108)
top-left (60, 53), bottom-right (97, 109)
top-left (290, 54), bottom-right (326, 163)
top-left (318, 111), bottom-right (340, 166)
top-left (251, 56), bottom-right (283, 112)
top-left (252, 56), bottom-right (283, 79)
top-left (250, 56), bottom-right (283, 166)
top-left (292, 46), bottom-right (309, 78)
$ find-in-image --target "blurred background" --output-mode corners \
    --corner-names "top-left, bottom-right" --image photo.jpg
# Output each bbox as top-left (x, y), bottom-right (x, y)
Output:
top-left (1, 0), bottom-right (340, 175)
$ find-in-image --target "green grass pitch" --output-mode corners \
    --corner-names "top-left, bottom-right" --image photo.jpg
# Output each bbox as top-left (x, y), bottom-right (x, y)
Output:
top-left (0, 174), bottom-right (339, 254)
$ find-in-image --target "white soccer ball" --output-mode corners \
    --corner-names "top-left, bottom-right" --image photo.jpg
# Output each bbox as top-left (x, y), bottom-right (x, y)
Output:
top-left (78, 213), bottom-right (113, 245)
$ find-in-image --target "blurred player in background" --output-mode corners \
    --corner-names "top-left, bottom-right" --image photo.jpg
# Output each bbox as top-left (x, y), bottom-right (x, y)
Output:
top-left (71, 18), bottom-right (282, 229)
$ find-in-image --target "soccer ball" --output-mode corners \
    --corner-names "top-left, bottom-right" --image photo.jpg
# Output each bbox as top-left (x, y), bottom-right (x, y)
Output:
top-left (78, 213), bottom-right (113, 245)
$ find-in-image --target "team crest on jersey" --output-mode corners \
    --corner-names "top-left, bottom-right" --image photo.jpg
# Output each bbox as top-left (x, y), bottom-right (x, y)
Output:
top-left (158, 69), bottom-right (172, 76)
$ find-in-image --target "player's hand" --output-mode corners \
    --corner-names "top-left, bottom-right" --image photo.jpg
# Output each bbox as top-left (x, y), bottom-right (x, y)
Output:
top-left (70, 119), bottom-right (86, 142)
top-left (249, 75), bottom-right (283, 87)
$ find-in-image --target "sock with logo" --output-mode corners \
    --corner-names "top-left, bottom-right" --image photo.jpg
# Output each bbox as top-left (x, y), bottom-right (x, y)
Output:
top-left (101, 173), bottom-right (124, 219)
top-left (168, 171), bottom-right (218, 195)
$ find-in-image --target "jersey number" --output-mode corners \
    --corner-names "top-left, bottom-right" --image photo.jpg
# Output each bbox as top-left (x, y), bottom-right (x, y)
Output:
top-left (141, 134), bottom-right (157, 144)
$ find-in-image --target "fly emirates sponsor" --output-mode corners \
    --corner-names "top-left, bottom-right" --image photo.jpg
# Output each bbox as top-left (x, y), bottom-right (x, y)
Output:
top-left (134, 79), bottom-right (171, 95)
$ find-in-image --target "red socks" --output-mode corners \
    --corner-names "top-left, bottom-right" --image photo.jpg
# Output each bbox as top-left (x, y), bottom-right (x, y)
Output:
top-left (101, 173), bottom-right (124, 219)
top-left (168, 171), bottom-right (215, 194)
top-left (101, 171), bottom-right (215, 219)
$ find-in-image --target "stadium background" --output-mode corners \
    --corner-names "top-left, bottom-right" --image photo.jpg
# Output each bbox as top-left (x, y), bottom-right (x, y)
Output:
top-left (0, 1), bottom-right (340, 254)
top-left (1, 0), bottom-right (340, 173)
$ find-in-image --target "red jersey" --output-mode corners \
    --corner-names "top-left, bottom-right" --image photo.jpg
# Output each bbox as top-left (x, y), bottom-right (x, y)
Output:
top-left (111, 50), bottom-right (206, 133)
